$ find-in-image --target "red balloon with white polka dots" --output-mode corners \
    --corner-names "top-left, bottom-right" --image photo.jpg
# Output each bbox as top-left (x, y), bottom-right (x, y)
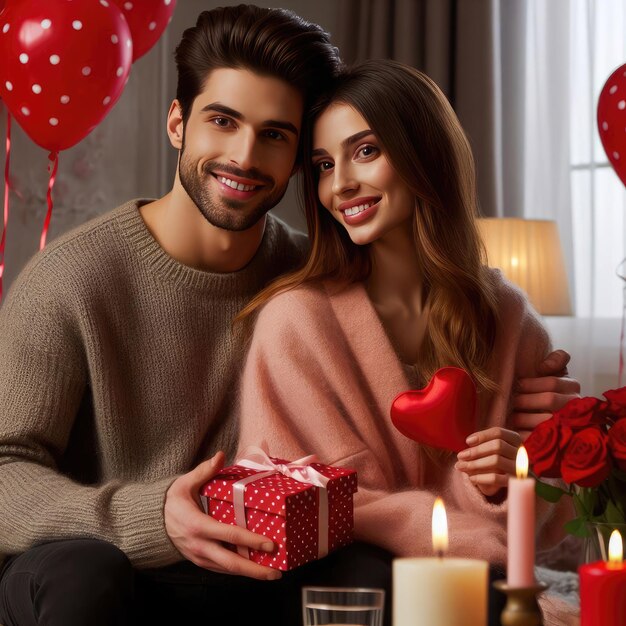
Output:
top-left (0, 0), bottom-right (133, 151)
top-left (111, 0), bottom-right (176, 62)
top-left (598, 63), bottom-right (626, 189)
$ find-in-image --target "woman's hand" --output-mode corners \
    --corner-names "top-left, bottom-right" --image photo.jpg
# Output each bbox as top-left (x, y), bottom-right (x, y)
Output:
top-left (454, 427), bottom-right (521, 497)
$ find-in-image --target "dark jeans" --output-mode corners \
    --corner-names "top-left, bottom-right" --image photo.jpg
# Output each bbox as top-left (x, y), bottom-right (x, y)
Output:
top-left (0, 539), bottom-right (133, 626)
top-left (0, 539), bottom-right (391, 626)
top-left (0, 539), bottom-right (506, 626)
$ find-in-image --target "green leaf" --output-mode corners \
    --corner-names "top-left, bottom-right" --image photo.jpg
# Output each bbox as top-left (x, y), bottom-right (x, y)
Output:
top-left (564, 517), bottom-right (590, 537)
top-left (535, 480), bottom-right (567, 503)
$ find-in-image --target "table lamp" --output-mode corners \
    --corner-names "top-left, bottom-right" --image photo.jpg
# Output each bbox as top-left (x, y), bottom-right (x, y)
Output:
top-left (477, 218), bottom-right (572, 316)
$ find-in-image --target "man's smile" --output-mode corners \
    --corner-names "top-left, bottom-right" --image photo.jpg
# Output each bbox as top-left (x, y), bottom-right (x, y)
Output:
top-left (217, 176), bottom-right (258, 192)
top-left (210, 170), bottom-right (266, 193)
top-left (208, 170), bottom-right (268, 200)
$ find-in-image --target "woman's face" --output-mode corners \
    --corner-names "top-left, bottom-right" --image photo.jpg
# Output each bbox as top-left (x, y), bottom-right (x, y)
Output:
top-left (312, 103), bottom-right (415, 246)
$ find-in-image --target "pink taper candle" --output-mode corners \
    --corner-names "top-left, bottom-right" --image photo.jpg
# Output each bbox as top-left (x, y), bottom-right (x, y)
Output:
top-left (507, 445), bottom-right (535, 587)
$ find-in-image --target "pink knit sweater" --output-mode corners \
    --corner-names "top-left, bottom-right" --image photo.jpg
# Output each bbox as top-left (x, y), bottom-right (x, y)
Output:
top-left (238, 271), bottom-right (572, 567)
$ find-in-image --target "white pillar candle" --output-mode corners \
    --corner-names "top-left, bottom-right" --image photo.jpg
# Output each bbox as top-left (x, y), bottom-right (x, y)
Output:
top-left (393, 498), bottom-right (488, 626)
top-left (507, 445), bottom-right (535, 587)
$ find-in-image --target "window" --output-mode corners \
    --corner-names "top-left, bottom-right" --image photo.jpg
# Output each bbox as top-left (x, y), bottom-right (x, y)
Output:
top-left (570, 0), bottom-right (626, 317)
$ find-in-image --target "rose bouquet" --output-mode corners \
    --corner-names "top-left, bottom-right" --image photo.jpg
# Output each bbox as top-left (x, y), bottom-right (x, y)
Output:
top-left (525, 386), bottom-right (626, 536)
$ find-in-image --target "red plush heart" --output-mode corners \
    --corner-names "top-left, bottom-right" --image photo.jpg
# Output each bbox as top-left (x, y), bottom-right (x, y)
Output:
top-left (390, 367), bottom-right (477, 452)
top-left (598, 63), bottom-right (626, 188)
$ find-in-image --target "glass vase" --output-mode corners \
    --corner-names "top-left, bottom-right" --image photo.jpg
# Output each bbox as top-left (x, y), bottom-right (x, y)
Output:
top-left (583, 522), bottom-right (626, 563)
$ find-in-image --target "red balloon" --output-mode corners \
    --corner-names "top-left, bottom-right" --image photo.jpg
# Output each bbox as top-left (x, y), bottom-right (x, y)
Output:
top-left (0, 0), bottom-right (132, 152)
top-left (390, 367), bottom-right (478, 452)
top-left (598, 63), bottom-right (626, 188)
top-left (112, 0), bottom-right (176, 62)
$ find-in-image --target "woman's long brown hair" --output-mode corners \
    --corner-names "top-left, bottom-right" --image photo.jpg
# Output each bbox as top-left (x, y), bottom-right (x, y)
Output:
top-left (237, 59), bottom-right (499, 392)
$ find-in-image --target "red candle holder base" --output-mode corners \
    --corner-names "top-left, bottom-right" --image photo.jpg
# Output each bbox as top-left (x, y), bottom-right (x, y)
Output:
top-left (492, 580), bottom-right (548, 626)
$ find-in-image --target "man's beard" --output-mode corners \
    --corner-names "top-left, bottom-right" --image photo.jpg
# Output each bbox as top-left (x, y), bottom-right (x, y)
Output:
top-left (178, 149), bottom-right (289, 232)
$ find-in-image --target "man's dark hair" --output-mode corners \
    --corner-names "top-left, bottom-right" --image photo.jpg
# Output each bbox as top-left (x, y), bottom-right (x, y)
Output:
top-left (174, 4), bottom-right (342, 126)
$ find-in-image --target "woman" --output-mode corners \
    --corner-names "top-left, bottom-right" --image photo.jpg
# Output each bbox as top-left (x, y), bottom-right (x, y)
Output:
top-left (236, 59), bottom-right (573, 611)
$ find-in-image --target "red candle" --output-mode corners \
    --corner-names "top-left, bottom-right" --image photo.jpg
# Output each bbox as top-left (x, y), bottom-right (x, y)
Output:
top-left (579, 530), bottom-right (626, 626)
top-left (507, 445), bottom-right (535, 587)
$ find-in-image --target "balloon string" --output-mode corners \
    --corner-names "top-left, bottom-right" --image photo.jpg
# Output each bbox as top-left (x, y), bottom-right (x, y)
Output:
top-left (0, 109), bottom-right (11, 303)
top-left (40, 151), bottom-right (58, 250)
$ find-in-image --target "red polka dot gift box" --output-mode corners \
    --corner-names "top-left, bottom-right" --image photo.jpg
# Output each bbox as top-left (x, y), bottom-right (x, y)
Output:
top-left (200, 447), bottom-right (358, 571)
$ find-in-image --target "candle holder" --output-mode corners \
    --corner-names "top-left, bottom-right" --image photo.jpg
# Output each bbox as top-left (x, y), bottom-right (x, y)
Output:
top-left (492, 580), bottom-right (548, 626)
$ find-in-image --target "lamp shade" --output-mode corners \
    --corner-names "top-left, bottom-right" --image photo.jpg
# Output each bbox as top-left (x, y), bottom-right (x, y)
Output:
top-left (477, 218), bottom-right (572, 316)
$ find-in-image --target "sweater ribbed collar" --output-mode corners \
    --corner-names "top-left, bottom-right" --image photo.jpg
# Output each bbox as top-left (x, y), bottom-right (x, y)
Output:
top-left (115, 198), bottom-right (284, 296)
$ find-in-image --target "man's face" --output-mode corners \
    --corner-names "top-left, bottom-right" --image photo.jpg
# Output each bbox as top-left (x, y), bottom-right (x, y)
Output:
top-left (178, 68), bottom-right (303, 231)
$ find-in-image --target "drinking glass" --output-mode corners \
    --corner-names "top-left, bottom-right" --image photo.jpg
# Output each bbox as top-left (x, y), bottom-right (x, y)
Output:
top-left (302, 586), bottom-right (385, 626)
top-left (583, 522), bottom-right (626, 563)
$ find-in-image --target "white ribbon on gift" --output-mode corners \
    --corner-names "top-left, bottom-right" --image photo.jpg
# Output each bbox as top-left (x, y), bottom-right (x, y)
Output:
top-left (232, 446), bottom-right (330, 560)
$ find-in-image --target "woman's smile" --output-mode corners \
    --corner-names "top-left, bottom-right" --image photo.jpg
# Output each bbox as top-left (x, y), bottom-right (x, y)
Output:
top-left (338, 196), bottom-right (381, 224)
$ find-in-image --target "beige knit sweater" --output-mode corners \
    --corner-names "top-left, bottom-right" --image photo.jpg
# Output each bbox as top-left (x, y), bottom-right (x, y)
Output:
top-left (0, 199), bottom-right (307, 569)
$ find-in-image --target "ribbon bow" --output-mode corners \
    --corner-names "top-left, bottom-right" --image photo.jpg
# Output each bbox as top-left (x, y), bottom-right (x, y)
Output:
top-left (233, 446), bottom-right (330, 560)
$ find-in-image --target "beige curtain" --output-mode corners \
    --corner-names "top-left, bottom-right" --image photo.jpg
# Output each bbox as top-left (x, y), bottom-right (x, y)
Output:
top-left (336, 0), bottom-right (454, 94)
top-left (334, 0), bottom-right (527, 219)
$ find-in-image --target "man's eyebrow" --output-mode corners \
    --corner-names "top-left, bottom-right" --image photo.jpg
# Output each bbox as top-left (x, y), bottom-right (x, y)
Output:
top-left (312, 129), bottom-right (375, 158)
top-left (200, 102), bottom-right (298, 136)
top-left (200, 102), bottom-right (243, 119)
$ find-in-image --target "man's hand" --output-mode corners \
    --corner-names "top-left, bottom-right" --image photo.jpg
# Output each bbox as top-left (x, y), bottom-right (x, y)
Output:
top-left (164, 451), bottom-right (281, 580)
top-left (455, 427), bottom-right (521, 497)
top-left (512, 349), bottom-right (581, 441)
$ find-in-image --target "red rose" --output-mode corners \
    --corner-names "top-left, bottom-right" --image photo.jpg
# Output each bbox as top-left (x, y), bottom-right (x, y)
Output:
top-left (554, 396), bottom-right (609, 430)
top-left (604, 387), bottom-right (626, 419)
top-left (526, 418), bottom-right (571, 478)
top-left (609, 418), bottom-right (626, 471)
top-left (561, 427), bottom-right (610, 487)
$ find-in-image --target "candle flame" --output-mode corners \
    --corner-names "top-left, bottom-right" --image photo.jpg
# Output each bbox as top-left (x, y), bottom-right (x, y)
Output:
top-left (516, 445), bottom-right (529, 479)
top-left (609, 530), bottom-right (623, 566)
top-left (432, 497), bottom-right (448, 556)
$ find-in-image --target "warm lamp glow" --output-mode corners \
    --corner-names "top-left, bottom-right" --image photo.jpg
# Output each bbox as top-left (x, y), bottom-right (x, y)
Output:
top-left (609, 530), bottom-right (623, 566)
top-left (516, 446), bottom-right (529, 479)
top-left (432, 497), bottom-right (448, 556)
top-left (477, 218), bottom-right (572, 315)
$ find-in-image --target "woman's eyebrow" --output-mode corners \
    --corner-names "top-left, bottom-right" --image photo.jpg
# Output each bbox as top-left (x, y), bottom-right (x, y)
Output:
top-left (312, 130), bottom-right (375, 158)
top-left (340, 129), bottom-right (375, 150)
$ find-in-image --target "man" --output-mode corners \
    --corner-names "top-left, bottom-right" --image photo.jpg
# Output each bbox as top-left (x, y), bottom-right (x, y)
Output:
top-left (0, 5), bottom-right (578, 626)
